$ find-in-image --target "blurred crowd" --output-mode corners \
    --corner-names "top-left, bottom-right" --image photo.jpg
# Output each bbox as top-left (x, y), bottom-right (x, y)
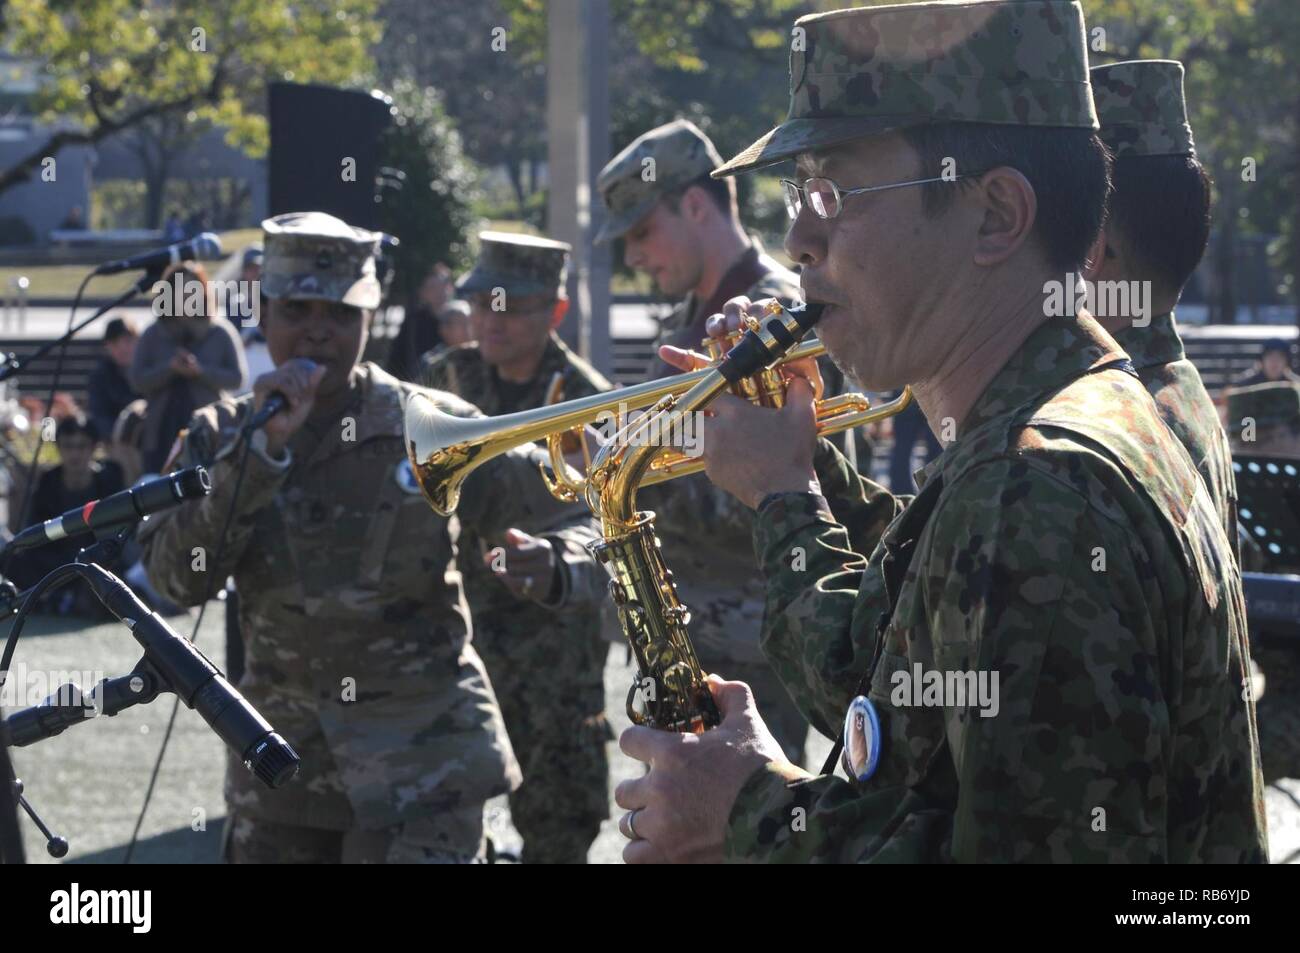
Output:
top-left (3, 245), bottom-right (480, 616)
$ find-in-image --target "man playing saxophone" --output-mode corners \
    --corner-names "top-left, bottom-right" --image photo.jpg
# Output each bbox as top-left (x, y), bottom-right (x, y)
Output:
top-left (611, 0), bottom-right (1265, 864)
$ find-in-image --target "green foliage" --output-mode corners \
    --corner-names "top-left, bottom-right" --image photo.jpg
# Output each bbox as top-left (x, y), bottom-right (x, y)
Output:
top-left (1, 0), bottom-right (381, 191)
top-left (375, 0), bottom-right (545, 214)
top-left (377, 78), bottom-right (480, 310)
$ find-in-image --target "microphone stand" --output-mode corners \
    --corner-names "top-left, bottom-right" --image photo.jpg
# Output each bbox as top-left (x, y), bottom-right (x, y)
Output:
top-left (0, 527), bottom-right (133, 620)
top-left (0, 263), bottom-right (165, 384)
top-left (0, 527), bottom-right (136, 858)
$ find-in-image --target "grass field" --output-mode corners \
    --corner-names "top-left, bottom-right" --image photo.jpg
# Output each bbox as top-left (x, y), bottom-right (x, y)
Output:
top-left (0, 229), bottom-right (263, 302)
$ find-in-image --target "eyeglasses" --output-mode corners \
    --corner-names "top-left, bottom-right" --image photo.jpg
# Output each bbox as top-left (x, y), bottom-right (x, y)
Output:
top-left (780, 173), bottom-right (979, 220)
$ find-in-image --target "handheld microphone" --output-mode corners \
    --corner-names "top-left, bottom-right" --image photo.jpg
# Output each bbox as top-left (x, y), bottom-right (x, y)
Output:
top-left (244, 393), bottom-right (288, 433)
top-left (6, 467), bottom-right (211, 553)
top-left (94, 232), bottom-right (223, 275)
top-left (78, 564), bottom-right (300, 788)
top-left (243, 359), bottom-right (320, 432)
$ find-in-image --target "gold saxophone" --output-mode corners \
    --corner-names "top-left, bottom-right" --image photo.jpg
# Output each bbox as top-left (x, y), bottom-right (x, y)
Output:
top-left (404, 300), bottom-right (911, 732)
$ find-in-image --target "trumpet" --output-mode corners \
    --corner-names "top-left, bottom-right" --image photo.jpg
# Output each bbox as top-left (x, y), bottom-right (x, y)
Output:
top-left (405, 328), bottom-right (912, 518)
top-left (405, 300), bottom-right (912, 732)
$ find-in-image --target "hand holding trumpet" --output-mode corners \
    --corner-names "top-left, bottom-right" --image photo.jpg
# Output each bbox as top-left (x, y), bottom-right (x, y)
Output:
top-left (658, 296), bottom-right (825, 510)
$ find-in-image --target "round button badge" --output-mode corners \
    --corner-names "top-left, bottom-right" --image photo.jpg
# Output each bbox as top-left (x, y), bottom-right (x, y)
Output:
top-left (840, 694), bottom-right (882, 783)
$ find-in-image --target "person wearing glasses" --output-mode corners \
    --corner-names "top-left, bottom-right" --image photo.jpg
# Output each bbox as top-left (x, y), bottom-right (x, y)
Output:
top-left (421, 232), bottom-right (613, 864)
top-left (612, 1), bottom-right (1264, 865)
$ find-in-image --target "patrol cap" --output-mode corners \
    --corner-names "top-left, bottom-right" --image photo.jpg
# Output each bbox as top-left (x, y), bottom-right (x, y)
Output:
top-left (1091, 60), bottom-right (1195, 158)
top-left (457, 231), bottom-right (571, 298)
top-left (595, 119), bottom-right (724, 244)
top-left (714, 0), bottom-right (1099, 178)
top-left (260, 211), bottom-right (383, 310)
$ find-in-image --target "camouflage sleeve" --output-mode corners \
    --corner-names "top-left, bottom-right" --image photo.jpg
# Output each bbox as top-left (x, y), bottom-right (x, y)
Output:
top-left (421, 352), bottom-right (454, 393)
top-left (730, 453), bottom-right (1177, 863)
top-left (752, 491), bottom-right (887, 739)
top-left (454, 429), bottom-right (604, 611)
top-left (137, 412), bottom-right (289, 607)
top-left (813, 437), bottom-right (908, 549)
top-left (536, 523), bottom-right (606, 610)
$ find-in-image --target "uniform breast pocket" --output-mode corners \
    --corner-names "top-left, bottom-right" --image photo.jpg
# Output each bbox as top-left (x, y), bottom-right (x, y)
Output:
top-left (357, 459), bottom-right (457, 597)
top-left (867, 641), bottom-right (949, 790)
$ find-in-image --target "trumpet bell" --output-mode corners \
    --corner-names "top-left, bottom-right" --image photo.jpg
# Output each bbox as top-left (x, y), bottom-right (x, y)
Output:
top-left (404, 392), bottom-right (499, 515)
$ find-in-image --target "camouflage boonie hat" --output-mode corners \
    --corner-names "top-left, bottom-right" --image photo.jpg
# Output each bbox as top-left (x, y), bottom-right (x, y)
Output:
top-left (714, 0), bottom-right (1099, 177)
top-left (1091, 60), bottom-right (1195, 158)
top-left (261, 211), bottom-right (382, 309)
top-left (595, 119), bottom-right (724, 244)
top-left (457, 231), bottom-right (571, 298)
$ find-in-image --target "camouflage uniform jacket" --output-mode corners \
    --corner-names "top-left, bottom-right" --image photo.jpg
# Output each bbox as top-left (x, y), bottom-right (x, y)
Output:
top-left (422, 332), bottom-right (612, 616)
top-left (640, 248), bottom-right (837, 663)
top-left (139, 362), bottom-right (600, 830)
top-left (1113, 312), bottom-right (1238, 561)
top-left (725, 315), bottom-right (1267, 863)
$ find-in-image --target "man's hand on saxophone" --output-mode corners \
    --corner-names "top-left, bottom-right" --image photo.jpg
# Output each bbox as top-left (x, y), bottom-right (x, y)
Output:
top-left (614, 674), bottom-right (807, 864)
top-left (657, 295), bottom-right (824, 510)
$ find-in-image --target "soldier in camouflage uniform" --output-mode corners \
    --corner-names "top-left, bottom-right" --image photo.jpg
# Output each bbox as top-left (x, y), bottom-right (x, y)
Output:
top-left (596, 119), bottom-right (850, 766)
top-left (1088, 60), bottom-right (1298, 787)
top-left (422, 232), bottom-right (612, 863)
top-left (140, 212), bottom-right (601, 863)
top-left (612, 0), bottom-right (1266, 863)
top-left (1086, 61), bottom-right (1234, 549)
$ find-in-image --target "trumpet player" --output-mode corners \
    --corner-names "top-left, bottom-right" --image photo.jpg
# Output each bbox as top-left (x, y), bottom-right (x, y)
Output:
top-left (614, 1), bottom-right (1265, 864)
top-left (422, 232), bottom-right (613, 864)
top-left (595, 118), bottom-right (830, 766)
top-left (140, 212), bottom-right (601, 864)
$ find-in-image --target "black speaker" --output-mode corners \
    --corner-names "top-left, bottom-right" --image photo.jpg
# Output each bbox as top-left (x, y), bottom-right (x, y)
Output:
top-left (268, 83), bottom-right (392, 229)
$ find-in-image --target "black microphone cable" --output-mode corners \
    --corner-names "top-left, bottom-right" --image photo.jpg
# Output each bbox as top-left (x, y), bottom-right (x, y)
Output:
top-left (121, 435), bottom-right (256, 863)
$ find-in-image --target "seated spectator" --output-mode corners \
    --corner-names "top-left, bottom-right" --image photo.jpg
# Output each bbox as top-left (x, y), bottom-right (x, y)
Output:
top-left (1233, 338), bottom-right (1300, 388)
top-left (384, 262), bottom-right (455, 381)
top-left (131, 262), bottom-right (247, 473)
top-left (88, 316), bottom-right (141, 443)
top-left (17, 415), bottom-right (125, 614)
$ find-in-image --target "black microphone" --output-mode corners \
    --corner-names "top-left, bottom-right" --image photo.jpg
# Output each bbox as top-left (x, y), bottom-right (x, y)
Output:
top-left (243, 392), bottom-right (288, 433)
top-left (6, 467), bottom-right (211, 554)
top-left (93, 232), bottom-right (223, 275)
top-left (243, 359), bottom-right (320, 432)
top-left (78, 564), bottom-right (300, 789)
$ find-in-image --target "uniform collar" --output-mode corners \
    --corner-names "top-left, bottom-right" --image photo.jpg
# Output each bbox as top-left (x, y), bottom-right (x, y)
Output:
top-left (1111, 311), bottom-right (1183, 370)
top-left (956, 311), bottom-right (1129, 441)
top-left (290, 362), bottom-right (405, 469)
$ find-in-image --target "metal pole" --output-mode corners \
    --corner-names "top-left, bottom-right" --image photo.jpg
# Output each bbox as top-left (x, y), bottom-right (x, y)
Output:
top-left (546, 0), bottom-right (586, 354)
top-left (585, 0), bottom-right (612, 377)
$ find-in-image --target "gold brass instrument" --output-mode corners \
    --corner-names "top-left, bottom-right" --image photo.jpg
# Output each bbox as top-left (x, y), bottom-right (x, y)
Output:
top-left (404, 300), bottom-right (912, 732)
